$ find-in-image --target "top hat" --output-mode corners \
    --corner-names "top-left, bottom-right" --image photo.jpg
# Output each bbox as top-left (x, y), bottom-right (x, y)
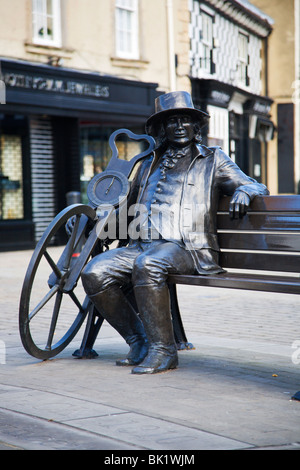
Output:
top-left (145, 91), bottom-right (209, 136)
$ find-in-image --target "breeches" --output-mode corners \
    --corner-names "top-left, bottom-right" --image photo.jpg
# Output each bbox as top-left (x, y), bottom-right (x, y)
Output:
top-left (81, 240), bottom-right (195, 296)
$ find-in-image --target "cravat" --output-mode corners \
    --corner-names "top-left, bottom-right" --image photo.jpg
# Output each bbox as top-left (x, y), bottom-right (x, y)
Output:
top-left (160, 149), bottom-right (186, 178)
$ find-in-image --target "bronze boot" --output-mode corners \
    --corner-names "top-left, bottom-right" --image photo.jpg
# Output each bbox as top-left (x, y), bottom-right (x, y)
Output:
top-left (131, 284), bottom-right (178, 374)
top-left (89, 286), bottom-right (148, 366)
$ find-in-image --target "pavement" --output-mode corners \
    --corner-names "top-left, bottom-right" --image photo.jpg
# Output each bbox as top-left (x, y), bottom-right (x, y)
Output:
top-left (0, 247), bottom-right (300, 452)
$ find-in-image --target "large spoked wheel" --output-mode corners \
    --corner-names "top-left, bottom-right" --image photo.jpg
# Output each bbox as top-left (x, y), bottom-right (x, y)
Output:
top-left (19, 204), bottom-right (97, 360)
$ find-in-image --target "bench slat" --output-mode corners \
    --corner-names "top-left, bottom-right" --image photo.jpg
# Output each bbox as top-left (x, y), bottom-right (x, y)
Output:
top-left (218, 232), bottom-right (300, 252)
top-left (168, 272), bottom-right (300, 295)
top-left (217, 213), bottom-right (300, 231)
top-left (218, 195), bottom-right (300, 212)
top-left (219, 251), bottom-right (300, 272)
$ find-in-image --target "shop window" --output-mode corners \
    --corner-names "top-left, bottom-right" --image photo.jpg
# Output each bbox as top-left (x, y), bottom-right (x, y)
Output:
top-left (229, 111), bottom-right (247, 174)
top-left (115, 0), bottom-right (139, 60)
top-left (32, 0), bottom-right (61, 47)
top-left (207, 105), bottom-right (229, 155)
top-left (0, 134), bottom-right (24, 220)
top-left (80, 124), bottom-right (144, 204)
top-left (237, 32), bottom-right (249, 87)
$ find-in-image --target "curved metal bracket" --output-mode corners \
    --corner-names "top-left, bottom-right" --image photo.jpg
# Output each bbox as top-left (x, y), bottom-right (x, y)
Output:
top-left (106, 128), bottom-right (155, 177)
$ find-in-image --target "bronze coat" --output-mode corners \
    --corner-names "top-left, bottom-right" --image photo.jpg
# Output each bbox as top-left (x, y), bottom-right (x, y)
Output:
top-left (127, 144), bottom-right (269, 274)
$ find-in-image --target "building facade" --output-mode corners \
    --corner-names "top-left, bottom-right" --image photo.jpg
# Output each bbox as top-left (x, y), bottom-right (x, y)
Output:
top-left (0, 0), bottom-right (165, 250)
top-left (250, 0), bottom-right (300, 195)
top-left (187, 0), bottom-right (274, 188)
top-left (0, 0), bottom-right (274, 250)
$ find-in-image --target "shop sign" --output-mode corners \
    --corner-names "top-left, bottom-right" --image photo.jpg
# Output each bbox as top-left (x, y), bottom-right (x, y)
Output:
top-left (3, 72), bottom-right (110, 99)
top-left (210, 89), bottom-right (231, 106)
top-left (252, 100), bottom-right (271, 114)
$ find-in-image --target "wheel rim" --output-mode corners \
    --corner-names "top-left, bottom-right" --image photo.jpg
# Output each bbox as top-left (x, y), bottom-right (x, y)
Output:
top-left (19, 204), bottom-right (96, 360)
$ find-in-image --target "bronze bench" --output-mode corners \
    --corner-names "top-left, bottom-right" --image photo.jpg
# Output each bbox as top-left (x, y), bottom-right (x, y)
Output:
top-left (75, 194), bottom-right (300, 356)
top-left (19, 129), bottom-right (300, 359)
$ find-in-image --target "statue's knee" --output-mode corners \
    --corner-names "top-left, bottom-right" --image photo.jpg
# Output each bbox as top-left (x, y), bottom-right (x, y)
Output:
top-left (81, 261), bottom-right (107, 295)
top-left (81, 264), bottom-right (96, 295)
top-left (132, 254), bottom-right (166, 286)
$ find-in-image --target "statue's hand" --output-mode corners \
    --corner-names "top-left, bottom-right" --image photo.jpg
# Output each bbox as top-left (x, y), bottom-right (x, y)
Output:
top-left (229, 191), bottom-right (250, 219)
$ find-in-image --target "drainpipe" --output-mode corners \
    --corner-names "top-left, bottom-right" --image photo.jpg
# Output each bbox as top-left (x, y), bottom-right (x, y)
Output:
top-left (295, 0), bottom-right (300, 193)
top-left (167, 0), bottom-right (177, 91)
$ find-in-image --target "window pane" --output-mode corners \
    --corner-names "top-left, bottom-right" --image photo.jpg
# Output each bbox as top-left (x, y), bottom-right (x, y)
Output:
top-left (47, 15), bottom-right (54, 40)
top-left (200, 11), bottom-right (213, 72)
top-left (238, 33), bottom-right (248, 61)
top-left (115, 0), bottom-right (138, 58)
top-left (237, 33), bottom-right (248, 85)
top-left (202, 12), bottom-right (213, 46)
top-left (32, 0), bottom-right (61, 46)
top-left (47, 0), bottom-right (53, 15)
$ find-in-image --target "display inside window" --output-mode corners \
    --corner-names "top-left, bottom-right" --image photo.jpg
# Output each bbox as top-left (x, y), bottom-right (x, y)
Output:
top-left (79, 124), bottom-right (144, 204)
top-left (0, 135), bottom-right (24, 220)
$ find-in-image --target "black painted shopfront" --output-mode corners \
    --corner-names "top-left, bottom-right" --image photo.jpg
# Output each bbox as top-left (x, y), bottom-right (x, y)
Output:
top-left (191, 78), bottom-right (274, 185)
top-left (0, 58), bottom-right (158, 250)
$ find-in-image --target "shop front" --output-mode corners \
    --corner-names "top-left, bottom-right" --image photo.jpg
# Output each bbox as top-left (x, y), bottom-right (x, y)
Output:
top-left (191, 78), bottom-right (274, 184)
top-left (0, 58), bottom-right (158, 250)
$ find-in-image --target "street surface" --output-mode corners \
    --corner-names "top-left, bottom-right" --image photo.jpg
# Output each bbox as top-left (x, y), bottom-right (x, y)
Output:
top-left (0, 248), bottom-right (299, 451)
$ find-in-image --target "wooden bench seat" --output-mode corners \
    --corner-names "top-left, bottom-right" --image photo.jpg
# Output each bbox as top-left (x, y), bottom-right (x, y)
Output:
top-left (169, 195), bottom-right (300, 295)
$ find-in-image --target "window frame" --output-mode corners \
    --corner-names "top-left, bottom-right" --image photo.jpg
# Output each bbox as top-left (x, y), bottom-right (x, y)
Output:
top-left (237, 31), bottom-right (249, 87)
top-left (32, 0), bottom-right (62, 48)
top-left (200, 10), bottom-right (214, 74)
top-left (115, 0), bottom-right (139, 60)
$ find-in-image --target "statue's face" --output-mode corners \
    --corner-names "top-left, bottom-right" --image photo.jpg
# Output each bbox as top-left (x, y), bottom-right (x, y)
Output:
top-left (164, 114), bottom-right (195, 148)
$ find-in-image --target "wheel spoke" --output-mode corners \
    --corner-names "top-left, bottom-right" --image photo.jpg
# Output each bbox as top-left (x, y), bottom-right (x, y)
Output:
top-left (45, 290), bottom-right (63, 350)
top-left (69, 291), bottom-right (85, 312)
top-left (28, 284), bottom-right (60, 322)
top-left (63, 215), bottom-right (81, 270)
top-left (44, 250), bottom-right (62, 280)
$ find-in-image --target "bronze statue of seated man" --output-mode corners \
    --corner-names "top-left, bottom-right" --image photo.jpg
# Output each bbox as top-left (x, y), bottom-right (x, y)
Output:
top-left (81, 91), bottom-right (269, 374)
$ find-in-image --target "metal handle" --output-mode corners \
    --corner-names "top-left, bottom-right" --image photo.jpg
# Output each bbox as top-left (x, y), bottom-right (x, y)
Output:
top-left (106, 129), bottom-right (155, 176)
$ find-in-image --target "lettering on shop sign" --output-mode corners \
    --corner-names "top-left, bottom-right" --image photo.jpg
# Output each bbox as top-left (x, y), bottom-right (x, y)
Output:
top-left (3, 72), bottom-right (110, 99)
top-left (210, 90), bottom-right (231, 105)
top-left (253, 101), bottom-right (271, 114)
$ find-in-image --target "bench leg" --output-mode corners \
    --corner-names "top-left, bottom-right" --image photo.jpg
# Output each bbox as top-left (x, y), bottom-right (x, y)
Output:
top-left (169, 284), bottom-right (194, 350)
top-left (73, 304), bottom-right (104, 359)
top-left (72, 284), bottom-right (138, 359)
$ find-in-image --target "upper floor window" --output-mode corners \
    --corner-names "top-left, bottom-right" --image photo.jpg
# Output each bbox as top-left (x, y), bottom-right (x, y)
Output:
top-left (115, 0), bottom-right (139, 60)
top-left (32, 0), bottom-right (61, 47)
top-left (237, 32), bottom-right (249, 87)
top-left (201, 11), bottom-right (214, 73)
